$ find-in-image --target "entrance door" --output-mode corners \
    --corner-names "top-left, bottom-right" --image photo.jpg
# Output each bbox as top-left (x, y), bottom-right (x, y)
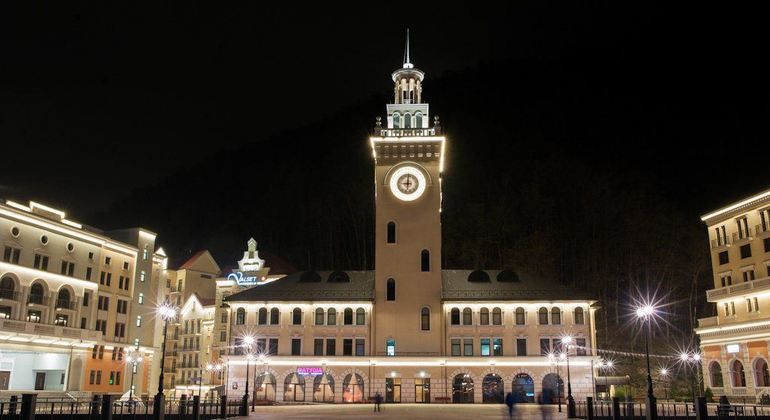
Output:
top-left (385, 378), bottom-right (401, 403)
top-left (415, 378), bottom-right (430, 403)
top-left (35, 372), bottom-right (46, 390)
top-left (0, 371), bottom-right (10, 390)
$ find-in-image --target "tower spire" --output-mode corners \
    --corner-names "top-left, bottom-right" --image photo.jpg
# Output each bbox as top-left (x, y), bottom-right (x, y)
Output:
top-left (403, 28), bottom-right (413, 69)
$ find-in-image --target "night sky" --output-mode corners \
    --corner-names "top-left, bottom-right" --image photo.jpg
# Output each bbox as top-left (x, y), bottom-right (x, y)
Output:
top-left (1, 3), bottom-right (768, 264)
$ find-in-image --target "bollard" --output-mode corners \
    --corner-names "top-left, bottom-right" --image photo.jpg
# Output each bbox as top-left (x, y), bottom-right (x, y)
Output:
top-left (192, 396), bottom-right (200, 420)
top-left (220, 395), bottom-right (227, 417)
top-left (612, 397), bottom-right (620, 420)
top-left (153, 393), bottom-right (165, 420)
top-left (240, 394), bottom-right (248, 416)
top-left (694, 396), bottom-right (707, 420)
top-left (586, 397), bottom-right (595, 420)
top-left (100, 394), bottom-right (115, 420)
top-left (20, 394), bottom-right (37, 420)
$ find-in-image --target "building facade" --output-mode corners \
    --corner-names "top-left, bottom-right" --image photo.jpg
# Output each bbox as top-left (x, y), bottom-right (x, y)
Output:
top-left (696, 188), bottom-right (770, 400)
top-left (0, 200), bottom-right (167, 397)
top-left (219, 39), bottom-right (600, 404)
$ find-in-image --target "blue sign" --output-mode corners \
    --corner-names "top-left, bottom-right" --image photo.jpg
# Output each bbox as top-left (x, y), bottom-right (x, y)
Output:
top-left (228, 271), bottom-right (258, 286)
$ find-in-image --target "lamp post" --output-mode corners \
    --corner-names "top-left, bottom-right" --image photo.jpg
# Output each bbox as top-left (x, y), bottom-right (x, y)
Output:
top-left (599, 360), bottom-right (614, 400)
top-left (636, 304), bottom-right (657, 420)
top-left (240, 335), bottom-right (254, 415)
top-left (126, 348), bottom-right (144, 402)
top-left (561, 335), bottom-right (575, 418)
top-left (548, 353), bottom-right (563, 413)
top-left (154, 303), bottom-right (177, 420)
top-left (680, 351), bottom-right (702, 403)
top-left (659, 368), bottom-right (669, 401)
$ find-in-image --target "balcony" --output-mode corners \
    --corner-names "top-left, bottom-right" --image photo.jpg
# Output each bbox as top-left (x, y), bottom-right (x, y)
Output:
top-left (375, 127), bottom-right (437, 137)
top-left (711, 237), bottom-right (731, 249)
top-left (732, 231), bottom-right (753, 244)
top-left (707, 276), bottom-right (770, 302)
top-left (0, 290), bottom-right (20, 301)
top-left (55, 299), bottom-right (77, 310)
top-left (698, 316), bottom-right (718, 328)
top-left (0, 318), bottom-right (101, 343)
top-left (757, 224), bottom-right (770, 238)
top-left (27, 294), bottom-right (50, 305)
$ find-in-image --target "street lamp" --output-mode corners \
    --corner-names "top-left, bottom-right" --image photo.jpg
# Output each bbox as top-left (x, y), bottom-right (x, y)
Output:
top-left (680, 351), bottom-right (702, 403)
top-left (635, 304), bottom-right (657, 420)
top-left (154, 302), bottom-right (177, 420)
top-left (561, 335), bottom-right (575, 418)
top-left (599, 360), bottom-right (614, 401)
top-left (548, 353), bottom-right (563, 413)
top-left (240, 335), bottom-right (255, 415)
top-left (658, 368), bottom-right (669, 401)
top-left (126, 348), bottom-right (144, 404)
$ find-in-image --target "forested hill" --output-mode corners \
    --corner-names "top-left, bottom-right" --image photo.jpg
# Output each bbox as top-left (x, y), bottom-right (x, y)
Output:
top-left (91, 54), bottom-right (768, 343)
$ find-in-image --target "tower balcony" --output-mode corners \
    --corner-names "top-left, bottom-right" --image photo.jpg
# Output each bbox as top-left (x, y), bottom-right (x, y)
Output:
top-left (375, 127), bottom-right (436, 137)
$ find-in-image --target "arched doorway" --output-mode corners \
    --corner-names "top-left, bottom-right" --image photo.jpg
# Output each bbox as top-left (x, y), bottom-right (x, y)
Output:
top-left (482, 374), bottom-right (504, 403)
top-left (29, 282), bottom-right (45, 304)
top-left (541, 373), bottom-right (564, 404)
top-left (452, 374), bottom-right (474, 403)
top-left (512, 373), bottom-right (535, 403)
top-left (343, 373), bottom-right (365, 403)
top-left (255, 373), bottom-right (276, 401)
top-left (0, 276), bottom-right (15, 300)
top-left (283, 373), bottom-right (305, 402)
top-left (313, 374), bottom-right (335, 403)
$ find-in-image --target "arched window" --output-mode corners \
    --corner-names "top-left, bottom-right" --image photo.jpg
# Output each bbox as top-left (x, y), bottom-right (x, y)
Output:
top-left (421, 307), bottom-right (430, 331)
top-left (574, 307), bottom-right (585, 325)
top-left (258, 308), bottom-right (267, 325)
top-left (29, 283), bottom-right (45, 305)
top-left (344, 308), bottom-right (353, 325)
top-left (482, 374), bottom-right (504, 403)
top-left (387, 222), bottom-right (396, 244)
top-left (452, 374), bottom-right (474, 403)
top-left (387, 278), bottom-right (396, 301)
top-left (709, 362), bottom-right (724, 387)
top-left (236, 308), bottom-right (245, 325)
top-left (284, 373), bottom-right (306, 402)
top-left (327, 308), bottom-right (337, 325)
top-left (57, 289), bottom-right (71, 308)
top-left (0, 277), bottom-right (15, 300)
top-left (356, 308), bottom-right (366, 325)
top-left (538, 307), bottom-right (549, 325)
top-left (450, 308), bottom-right (460, 325)
top-left (479, 308), bottom-right (490, 325)
top-left (342, 373), bottom-right (365, 403)
top-left (421, 250), bottom-right (430, 272)
top-left (404, 112), bottom-right (412, 128)
top-left (292, 308), bottom-right (302, 325)
top-left (313, 373), bottom-right (335, 403)
top-left (392, 113), bottom-right (401, 128)
top-left (255, 373), bottom-right (276, 401)
top-left (492, 308), bottom-right (503, 325)
top-left (462, 308), bottom-right (473, 325)
top-left (732, 360), bottom-right (746, 387)
top-left (415, 112), bottom-right (423, 128)
top-left (551, 307), bottom-right (561, 325)
top-left (756, 359), bottom-right (770, 387)
top-left (315, 308), bottom-right (325, 325)
top-left (515, 307), bottom-right (526, 325)
top-left (270, 308), bottom-right (280, 325)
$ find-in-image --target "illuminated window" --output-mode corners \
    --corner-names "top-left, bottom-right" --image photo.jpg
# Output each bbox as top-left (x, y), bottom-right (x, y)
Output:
top-left (315, 308), bottom-right (325, 325)
top-left (135, 316), bottom-right (142, 327)
top-left (538, 308), bottom-right (549, 325)
top-left (551, 307), bottom-right (561, 325)
top-left (515, 307), bottom-right (525, 325)
top-left (462, 308), bottom-right (472, 325)
top-left (356, 308), bottom-right (365, 325)
top-left (479, 308), bottom-right (489, 325)
top-left (386, 339), bottom-right (396, 356)
top-left (138, 293), bottom-right (144, 304)
top-left (140, 270), bottom-right (146, 282)
top-left (492, 308), bottom-right (502, 325)
top-left (236, 308), bottom-right (245, 325)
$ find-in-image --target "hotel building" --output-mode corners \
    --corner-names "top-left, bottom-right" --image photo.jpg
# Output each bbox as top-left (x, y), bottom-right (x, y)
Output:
top-left (0, 200), bottom-right (167, 397)
top-left (216, 37), bottom-right (600, 405)
top-left (696, 188), bottom-right (770, 400)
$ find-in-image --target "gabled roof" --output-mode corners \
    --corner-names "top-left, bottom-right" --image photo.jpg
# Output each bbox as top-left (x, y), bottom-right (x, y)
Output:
top-left (177, 250), bottom-right (221, 274)
top-left (441, 270), bottom-right (596, 301)
top-left (224, 270), bottom-right (374, 302)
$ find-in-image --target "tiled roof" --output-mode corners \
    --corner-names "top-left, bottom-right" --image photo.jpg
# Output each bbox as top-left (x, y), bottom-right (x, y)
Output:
top-left (441, 270), bottom-right (596, 301)
top-left (224, 270), bottom-right (374, 302)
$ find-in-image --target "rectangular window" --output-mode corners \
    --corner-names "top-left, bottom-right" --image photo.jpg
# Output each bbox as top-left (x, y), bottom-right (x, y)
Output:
top-left (451, 339), bottom-right (461, 356)
top-left (220, 331), bottom-right (227, 342)
top-left (80, 317), bottom-right (87, 329)
top-left (268, 338), bottom-right (278, 355)
top-left (2, 247), bottom-right (20, 264)
top-left (720, 274), bottom-right (732, 288)
top-left (463, 339), bottom-right (473, 356)
top-left (386, 339), bottom-right (396, 356)
top-left (117, 300), bottom-right (127, 314)
top-left (83, 292), bottom-right (89, 307)
top-left (314, 339), bottom-right (324, 356)
top-left (96, 371), bottom-right (102, 385)
top-left (291, 338), bottom-right (301, 356)
top-left (737, 217), bottom-right (750, 239)
top-left (743, 269), bottom-right (756, 283)
top-left (540, 338), bottom-right (551, 355)
top-left (517, 338), bottom-right (527, 356)
top-left (480, 338), bottom-right (491, 356)
top-left (576, 338), bottom-right (587, 356)
top-left (136, 316), bottom-right (142, 327)
top-left (493, 338), bottom-right (503, 356)
top-left (100, 271), bottom-right (106, 285)
top-left (741, 244), bottom-right (752, 259)
top-left (85, 267), bottom-right (92, 280)
top-left (61, 261), bottom-right (75, 276)
top-left (326, 338), bottom-right (336, 356)
top-left (355, 339), bottom-right (365, 356)
top-left (33, 254), bottom-right (49, 271)
top-left (765, 238), bottom-right (770, 253)
top-left (123, 261), bottom-right (129, 270)
top-left (89, 370), bottom-right (95, 385)
top-left (140, 270), bottom-right (146, 282)
top-left (105, 256), bottom-right (111, 265)
top-left (719, 251), bottom-right (729, 265)
top-left (343, 338), bottom-right (353, 356)
top-left (106, 273), bottom-right (111, 286)
top-left (138, 293), bottom-right (144, 304)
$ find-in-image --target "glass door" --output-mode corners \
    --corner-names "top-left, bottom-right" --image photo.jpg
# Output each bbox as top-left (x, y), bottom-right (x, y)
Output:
top-left (385, 378), bottom-right (401, 403)
top-left (415, 378), bottom-right (430, 403)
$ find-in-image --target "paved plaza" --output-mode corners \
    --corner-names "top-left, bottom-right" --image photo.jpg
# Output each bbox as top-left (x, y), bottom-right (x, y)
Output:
top-left (240, 403), bottom-right (567, 419)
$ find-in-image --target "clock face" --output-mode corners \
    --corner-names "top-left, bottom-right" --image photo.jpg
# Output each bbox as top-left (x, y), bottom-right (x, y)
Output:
top-left (389, 166), bottom-right (427, 201)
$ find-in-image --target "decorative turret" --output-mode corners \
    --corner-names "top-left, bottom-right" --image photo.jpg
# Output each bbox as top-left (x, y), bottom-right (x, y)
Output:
top-left (391, 29), bottom-right (424, 105)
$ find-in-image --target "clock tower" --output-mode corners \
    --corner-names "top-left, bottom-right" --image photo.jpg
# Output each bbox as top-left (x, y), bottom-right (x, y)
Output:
top-left (371, 30), bottom-right (446, 356)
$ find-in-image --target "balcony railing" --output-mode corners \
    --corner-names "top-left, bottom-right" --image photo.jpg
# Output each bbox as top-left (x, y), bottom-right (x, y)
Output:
top-left (711, 237), bottom-right (730, 249)
top-left (55, 299), bottom-right (77, 310)
top-left (732, 231), bottom-right (753, 243)
top-left (757, 224), bottom-right (770, 236)
top-left (27, 294), bottom-right (49, 305)
top-left (698, 316), bottom-right (718, 328)
top-left (0, 290), bottom-right (20, 301)
top-left (0, 317), bottom-right (101, 341)
top-left (375, 128), bottom-right (437, 137)
top-left (707, 276), bottom-right (770, 302)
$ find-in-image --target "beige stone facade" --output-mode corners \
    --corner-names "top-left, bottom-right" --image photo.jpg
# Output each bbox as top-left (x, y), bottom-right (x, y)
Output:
top-left (696, 188), bottom-right (770, 400)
